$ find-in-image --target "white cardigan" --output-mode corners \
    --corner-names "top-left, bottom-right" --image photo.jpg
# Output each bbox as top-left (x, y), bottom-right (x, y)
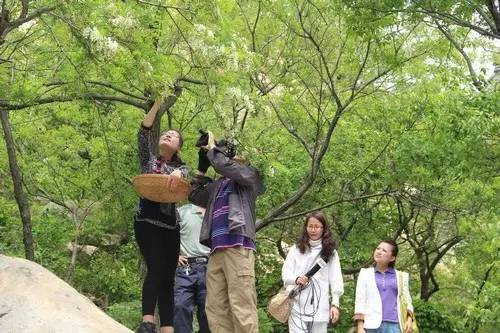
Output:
top-left (354, 267), bottom-right (414, 330)
top-left (282, 244), bottom-right (344, 322)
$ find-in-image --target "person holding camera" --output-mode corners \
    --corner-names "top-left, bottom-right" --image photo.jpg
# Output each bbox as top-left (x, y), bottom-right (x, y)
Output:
top-left (188, 130), bottom-right (265, 333)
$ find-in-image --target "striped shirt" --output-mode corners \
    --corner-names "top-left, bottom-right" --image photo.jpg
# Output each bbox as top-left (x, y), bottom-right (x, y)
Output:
top-left (210, 178), bottom-right (255, 254)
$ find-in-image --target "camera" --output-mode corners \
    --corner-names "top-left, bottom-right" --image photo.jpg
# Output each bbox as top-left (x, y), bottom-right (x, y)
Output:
top-left (196, 129), bottom-right (237, 159)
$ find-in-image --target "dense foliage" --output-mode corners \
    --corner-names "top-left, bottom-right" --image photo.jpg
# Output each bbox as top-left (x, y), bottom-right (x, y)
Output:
top-left (1, 1), bottom-right (498, 332)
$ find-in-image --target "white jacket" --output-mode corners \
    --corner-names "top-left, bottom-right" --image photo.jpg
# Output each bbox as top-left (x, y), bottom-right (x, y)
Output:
top-left (282, 244), bottom-right (344, 322)
top-left (354, 267), bottom-right (414, 330)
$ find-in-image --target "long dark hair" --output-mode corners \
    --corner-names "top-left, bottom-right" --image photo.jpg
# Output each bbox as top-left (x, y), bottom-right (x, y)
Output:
top-left (296, 211), bottom-right (336, 260)
top-left (378, 239), bottom-right (398, 268)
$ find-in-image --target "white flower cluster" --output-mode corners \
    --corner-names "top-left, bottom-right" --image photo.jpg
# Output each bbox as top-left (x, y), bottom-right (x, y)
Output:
top-left (109, 13), bottom-right (137, 29)
top-left (269, 84), bottom-right (284, 98)
top-left (228, 43), bottom-right (239, 71)
top-left (226, 86), bottom-right (256, 123)
top-left (188, 24), bottom-right (222, 60)
top-left (256, 72), bottom-right (284, 98)
top-left (18, 19), bottom-right (37, 31)
top-left (186, 25), bottom-right (255, 73)
top-left (229, 36), bottom-right (254, 72)
top-left (227, 86), bottom-right (242, 98)
top-left (82, 26), bottom-right (119, 58)
top-left (194, 24), bottom-right (215, 38)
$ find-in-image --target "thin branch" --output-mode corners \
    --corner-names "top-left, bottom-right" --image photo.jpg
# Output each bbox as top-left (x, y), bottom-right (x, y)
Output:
top-left (331, 36), bottom-right (347, 77)
top-left (236, 0), bottom-right (261, 52)
top-left (135, 0), bottom-right (195, 14)
top-left (428, 236), bottom-right (462, 273)
top-left (2, 7), bottom-right (55, 39)
top-left (251, 1), bottom-right (262, 51)
top-left (349, 52), bottom-right (427, 103)
top-left (342, 137), bottom-right (392, 196)
top-left (19, 0), bottom-right (29, 20)
top-left (350, 39), bottom-right (372, 101)
top-left (269, 99), bottom-right (313, 158)
top-left (486, 0), bottom-right (500, 34)
top-left (257, 99), bottom-right (345, 230)
top-left (419, 8), bottom-right (500, 39)
top-left (25, 182), bottom-right (69, 210)
top-left (296, 3), bottom-right (343, 109)
top-left (435, 20), bottom-right (483, 90)
top-left (477, 262), bottom-right (496, 296)
top-left (44, 81), bottom-right (147, 101)
top-left (270, 191), bottom-right (394, 222)
top-left (176, 76), bottom-right (208, 85)
top-left (1, 94), bottom-right (148, 111)
top-left (475, 2), bottom-right (498, 34)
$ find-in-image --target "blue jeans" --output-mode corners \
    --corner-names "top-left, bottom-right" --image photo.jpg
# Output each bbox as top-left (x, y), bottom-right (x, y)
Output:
top-left (366, 321), bottom-right (401, 333)
top-left (174, 262), bottom-right (210, 333)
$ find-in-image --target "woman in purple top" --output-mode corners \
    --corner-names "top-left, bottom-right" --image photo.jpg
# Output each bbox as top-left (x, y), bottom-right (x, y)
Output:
top-left (354, 240), bottom-right (415, 333)
top-left (134, 99), bottom-right (188, 333)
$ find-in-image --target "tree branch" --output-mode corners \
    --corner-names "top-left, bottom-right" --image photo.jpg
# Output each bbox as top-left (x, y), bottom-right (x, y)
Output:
top-left (341, 137), bottom-right (392, 197)
top-left (135, 0), bottom-right (195, 14)
top-left (257, 95), bottom-right (345, 230)
top-left (477, 262), bottom-right (496, 296)
top-left (1, 93), bottom-right (149, 111)
top-left (19, 0), bottom-right (29, 20)
top-left (44, 81), bottom-right (147, 101)
top-left (350, 39), bottom-right (372, 101)
top-left (269, 99), bottom-right (313, 158)
top-left (434, 20), bottom-right (483, 90)
top-left (261, 190), bottom-right (394, 224)
top-left (475, 2), bottom-right (498, 34)
top-left (350, 52), bottom-right (427, 103)
top-left (428, 236), bottom-right (462, 273)
top-left (296, 3), bottom-right (343, 109)
top-left (486, 0), bottom-right (500, 35)
top-left (176, 76), bottom-right (208, 85)
top-left (2, 6), bottom-right (55, 40)
top-left (419, 8), bottom-right (500, 39)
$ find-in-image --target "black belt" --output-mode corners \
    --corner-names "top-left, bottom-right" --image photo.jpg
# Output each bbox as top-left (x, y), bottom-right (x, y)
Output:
top-left (187, 256), bottom-right (208, 264)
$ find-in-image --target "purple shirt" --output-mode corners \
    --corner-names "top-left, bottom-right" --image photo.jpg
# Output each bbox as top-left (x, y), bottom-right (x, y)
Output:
top-left (375, 267), bottom-right (399, 323)
top-left (210, 178), bottom-right (255, 254)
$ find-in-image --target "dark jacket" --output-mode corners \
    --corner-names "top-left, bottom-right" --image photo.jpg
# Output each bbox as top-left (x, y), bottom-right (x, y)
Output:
top-left (188, 147), bottom-right (266, 248)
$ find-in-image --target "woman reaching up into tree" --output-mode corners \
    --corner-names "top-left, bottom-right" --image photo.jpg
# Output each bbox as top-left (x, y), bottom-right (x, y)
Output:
top-left (134, 98), bottom-right (188, 333)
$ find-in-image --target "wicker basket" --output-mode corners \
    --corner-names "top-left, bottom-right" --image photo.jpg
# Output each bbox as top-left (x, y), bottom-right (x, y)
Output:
top-left (132, 174), bottom-right (191, 203)
top-left (267, 288), bottom-right (292, 323)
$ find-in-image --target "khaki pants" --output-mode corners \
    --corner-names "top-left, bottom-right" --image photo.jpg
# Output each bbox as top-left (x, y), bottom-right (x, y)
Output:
top-left (205, 246), bottom-right (258, 333)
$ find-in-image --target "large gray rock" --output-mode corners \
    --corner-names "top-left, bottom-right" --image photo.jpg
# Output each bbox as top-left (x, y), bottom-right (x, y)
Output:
top-left (0, 255), bottom-right (133, 333)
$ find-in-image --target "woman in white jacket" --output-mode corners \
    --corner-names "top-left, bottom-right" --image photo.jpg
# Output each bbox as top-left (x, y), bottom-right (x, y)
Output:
top-left (282, 212), bottom-right (344, 333)
top-left (354, 240), bottom-right (415, 333)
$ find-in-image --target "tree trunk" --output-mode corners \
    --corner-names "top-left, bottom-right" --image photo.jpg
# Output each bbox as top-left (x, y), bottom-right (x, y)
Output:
top-left (415, 249), bottom-right (430, 301)
top-left (0, 109), bottom-right (35, 261)
top-left (66, 231), bottom-right (79, 283)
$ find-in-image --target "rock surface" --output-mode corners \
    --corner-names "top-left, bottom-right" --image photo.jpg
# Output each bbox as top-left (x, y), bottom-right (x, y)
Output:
top-left (66, 242), bottom-right (99, 256)
top-left (0, 255), bottom-right (133, 333)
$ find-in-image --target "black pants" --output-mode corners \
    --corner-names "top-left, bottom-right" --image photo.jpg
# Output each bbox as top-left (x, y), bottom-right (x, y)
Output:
top-left (135, 220), bottom-right (180, 327)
